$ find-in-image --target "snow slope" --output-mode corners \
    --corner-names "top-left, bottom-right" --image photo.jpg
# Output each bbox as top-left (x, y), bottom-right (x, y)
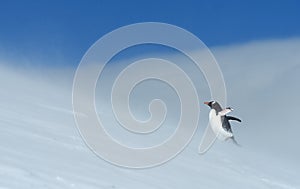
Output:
top-left (0, 39), bottom-right (300, 188)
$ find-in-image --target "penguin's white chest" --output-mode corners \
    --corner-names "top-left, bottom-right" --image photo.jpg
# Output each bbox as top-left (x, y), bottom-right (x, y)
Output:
top-left (209, 109), bottom-right (233, 140)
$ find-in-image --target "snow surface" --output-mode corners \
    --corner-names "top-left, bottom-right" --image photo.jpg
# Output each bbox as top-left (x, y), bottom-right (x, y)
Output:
top-left (0, 39), bottom-right (300, 188)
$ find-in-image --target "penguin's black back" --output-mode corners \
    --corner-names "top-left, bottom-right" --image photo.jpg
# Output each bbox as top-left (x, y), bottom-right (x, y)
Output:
top-left (222, 116), bottom-right (232, 133)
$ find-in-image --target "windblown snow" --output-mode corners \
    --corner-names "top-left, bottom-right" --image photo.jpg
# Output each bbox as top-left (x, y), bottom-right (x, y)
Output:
top-left (0, 38), bottom-right (300, 188)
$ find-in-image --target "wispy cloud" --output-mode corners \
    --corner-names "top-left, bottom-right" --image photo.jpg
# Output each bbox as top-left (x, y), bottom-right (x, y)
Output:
top-left (211, 38), bottom-right (300, 162)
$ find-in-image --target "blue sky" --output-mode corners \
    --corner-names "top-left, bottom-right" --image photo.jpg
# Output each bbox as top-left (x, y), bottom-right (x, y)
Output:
top-left (0, 0), bottom-right (300, 67)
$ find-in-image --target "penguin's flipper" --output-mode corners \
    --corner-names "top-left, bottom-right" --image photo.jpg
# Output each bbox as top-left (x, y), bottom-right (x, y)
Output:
top-left (218, 108), bottom-right (233, 116)
top-left (227, 116), bottom-right (242, 122)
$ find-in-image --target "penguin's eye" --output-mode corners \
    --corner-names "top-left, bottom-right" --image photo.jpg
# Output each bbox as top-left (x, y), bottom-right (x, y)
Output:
top-left (211, 101), bottom-right (215, 104)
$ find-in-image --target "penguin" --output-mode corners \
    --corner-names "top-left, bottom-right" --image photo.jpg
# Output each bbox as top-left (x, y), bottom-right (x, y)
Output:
top-left (204, 101), bottom-right (242, 145)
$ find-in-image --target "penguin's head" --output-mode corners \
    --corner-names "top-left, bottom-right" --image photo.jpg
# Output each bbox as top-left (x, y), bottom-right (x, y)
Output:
top-left (204, 101), bottom-right (215, 108)
top-left (204, 101), bottom-right (223, 112)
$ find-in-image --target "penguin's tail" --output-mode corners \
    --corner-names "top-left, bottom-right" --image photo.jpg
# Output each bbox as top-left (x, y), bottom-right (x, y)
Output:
top-left (230, 136), bottom-right (241, 147)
